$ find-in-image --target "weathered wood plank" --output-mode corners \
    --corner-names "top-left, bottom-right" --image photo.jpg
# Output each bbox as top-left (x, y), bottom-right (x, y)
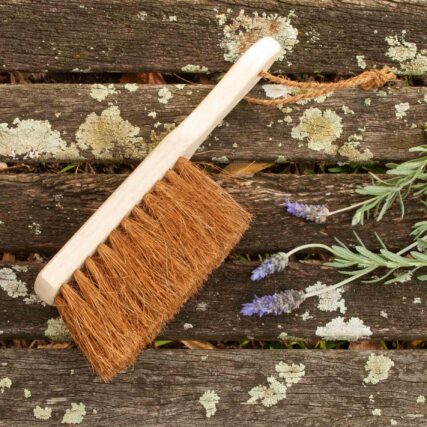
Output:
top-left (0, 173), bottom-right (424, 254)
top-left (0, 349), bottom-right (425, 426)
top-left (0, 85), bottom-right (425, 163)
top-left (1, 261), bottom-right (425, 341)
top-left (0, 1), bottom-right (426, 75)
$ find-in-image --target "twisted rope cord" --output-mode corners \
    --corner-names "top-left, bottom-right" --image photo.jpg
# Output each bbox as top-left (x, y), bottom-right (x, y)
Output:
top-left (245, 66), bottom-right (396, 106)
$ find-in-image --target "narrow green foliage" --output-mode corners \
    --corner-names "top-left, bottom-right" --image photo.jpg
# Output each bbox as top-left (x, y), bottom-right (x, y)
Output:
top-left (352, 145), bottom-right (427, 225)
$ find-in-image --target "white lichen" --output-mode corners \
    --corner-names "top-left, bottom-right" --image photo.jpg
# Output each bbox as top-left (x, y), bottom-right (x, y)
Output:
top-left (175, 84), bottom-right (186, 90)
top-left (291, 108), bottom-right (343, 155)
top-left (305, 281), bottom-right (346, 314)
top-left (217, 9), bottom-right (298, 62)
top-left (28, 221), bottom-right (42, 236)
top-left (364, 98), bottom-right (371, 107)
top-left (245, 361), bottom-right (305, 407)
top-left (34, 406), bottom-right (52, 420)
top-left (275, 155), bottom-right (287, 163)
top-left (181, 64), bottom-right (209, 73)
top-left (277, 332), bottom-right (288, 340)
top-left (372, 408), bottom-right (382, 416)
top-left (168, 15), bottom-right (177, 22)
top-left (262, 84), bottom-right (291, 99)
top-left (62, 402), bottom-right (86, 424)
top-left (385, 32), bottom-right (427, 75)
top-left (211, 156), bottom-right (230, 164)
top-left (124, 83), bottom-right (138, 92)
top-left (363, 353), bottom-right (394, 384)
top-left (413, 297), bottom-right (421, 304)
top-left (338, 141), bottom-right (373, 163)
top-left (245, 376), bottom-right (288, 407)
top-left (342, 105), bottom-right (354, 115)
top-left (147, 111), bottom-right (157, 119)
top-left (0, 117), bottom-right (78, 160)
top-left (417, 395), bottom-right (425, 404)
top-left (137, 11), bottom-right (147, 21)
top-left (157, 87), bottom-right (173, 104)
top-left (275, 362), bottom-right (305, 386)
top-left (89, 84), bottom-right (117, 102)
top-left (0, 377), bottom-right (12, 393)
top-left (76, 106), bottom-right (147, 159)
top-left (196, 302), bottom-right (207, 311)
top-left (380, 310), bottom-right (388, 319)
top-left (23, 293), bottom-right (46, 306)
top-left (395, 102), bottom-right (410, 119)
top-left (0, 267), bottom-right (28, 298)
top-left (199, 390), bottom-right (220, 418)
top-left (45, 318), bottom-right (72, 341)
top-left (390, 419), bottom-right (397, 425)
top-left (356, 55), bottom-right (367, 69)
top-left (24, 388), bottom-right (32, 398)
top-left (301, 311), bottom-right (313, 321)
top-left (316, 317), bottom-right (372, 341)
top-left (183, 323), bottom-right (193, 330)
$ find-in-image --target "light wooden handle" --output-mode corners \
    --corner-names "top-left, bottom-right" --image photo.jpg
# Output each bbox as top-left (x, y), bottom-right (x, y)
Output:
top-left (35, 37), bottom-right (282, 305)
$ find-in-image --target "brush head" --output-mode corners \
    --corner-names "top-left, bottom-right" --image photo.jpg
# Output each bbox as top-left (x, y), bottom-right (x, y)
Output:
top-left (55, 158), bottom-right (251, 380)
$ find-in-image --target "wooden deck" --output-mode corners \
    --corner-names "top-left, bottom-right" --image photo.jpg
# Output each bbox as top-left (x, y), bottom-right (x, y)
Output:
top-left (0, 1), bottom-right (426, 425)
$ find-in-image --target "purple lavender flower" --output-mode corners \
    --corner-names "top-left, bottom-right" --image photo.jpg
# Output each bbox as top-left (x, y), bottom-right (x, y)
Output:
top-left (251, 252), bottom-right (288, 281)
top-left (241, 289), bottom-right (306, 317)
top-left (284, 200), bottom-right (329, 224)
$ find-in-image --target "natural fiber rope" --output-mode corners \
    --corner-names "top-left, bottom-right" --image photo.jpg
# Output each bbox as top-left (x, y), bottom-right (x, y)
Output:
top-left (245, 66), bottom-right (396, 106)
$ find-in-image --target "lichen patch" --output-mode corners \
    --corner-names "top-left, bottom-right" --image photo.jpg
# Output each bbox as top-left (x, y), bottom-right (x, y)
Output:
top-left (363, 353), bottom-right (394, 384)
top-left (216, 9), bottom-right (298, 63)
top-left (157, 87), bottom-right (173, 104)
top-left (0, 118), bottom-right (78, 160)
top-left (305, 282), bottom-right (347, 314)
top-left (372, 408), bottom-right (382, 416)
top-left (315, 317), bottom-right (372, 341)
top-left (385, 31), bottom-right (427, 75)
top-left (28, 221), bottom-right (42, 236)
top-left (181, 64), bottom-right (209, 73)
top-left (62, 402), bottom-right (86, 425)
top-left (124, 83), bottom-right (138, 92)
top-left (199, 390), bottom-right (220, 418)
top-left (24, 388), bottom-right (32, 398)
top-left (417, 395), bottom-right (425, 404)
top-left (0, 377), bottom-right (12, 393)
top-left (395, 102), bottom-right (410, 119)
top-left (245, 361), bottom-right (305, 407)
top-left (183, 323), bottom-right (193, 330)
top-left (76, 106), bottom-right (147, 159)
top-left (45, 318), bottom-right (72, 342)
top-left (262, 84), bottom-right (291, 99)
top-left (275, 362), bottom-right (305, 386)
top-left (356, 55), bottom-right (367, 69)
top-left (0, 267), bottom-right (28, 298)
top-left (34, 406), bottom-right (52, 420)
top-left (291, 108), bottom-right (343, 155)
top-left (90, 84), bottom-right (117, 102)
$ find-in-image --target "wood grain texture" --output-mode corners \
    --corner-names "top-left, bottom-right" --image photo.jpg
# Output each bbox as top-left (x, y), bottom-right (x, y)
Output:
top-left (1, 261), bottom-right (426, 341)
top-left (0, 84), bottom-right (425, 163)
top-left (0, 173), bottom-right (424, 254)
top-left (0, 1), bottom-right (425, 74)
top-left (0, 349), bottom-right (426, 426)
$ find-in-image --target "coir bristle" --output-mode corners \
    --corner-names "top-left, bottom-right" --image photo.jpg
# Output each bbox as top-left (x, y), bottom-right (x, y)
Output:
top-left (55, 157), bottom-right (251, 380)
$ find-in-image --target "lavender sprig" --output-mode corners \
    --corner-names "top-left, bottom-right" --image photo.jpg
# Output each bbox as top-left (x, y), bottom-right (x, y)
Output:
top-left (284, 200), bottom-right (330, 224)
top-left (251, 252), bottom-right (288, 281)
top-left (244, 227), bottom-right (427, 317)
top-left (240, 290), bottom-right (305, 317)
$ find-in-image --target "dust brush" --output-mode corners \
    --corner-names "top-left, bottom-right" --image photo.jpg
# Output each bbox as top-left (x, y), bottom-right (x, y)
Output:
top-left (35, 37), bottom-right (282, 380)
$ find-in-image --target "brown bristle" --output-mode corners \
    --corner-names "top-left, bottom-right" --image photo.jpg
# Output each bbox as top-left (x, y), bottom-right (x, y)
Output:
top-left (55, 157), bottom-right (251, 380)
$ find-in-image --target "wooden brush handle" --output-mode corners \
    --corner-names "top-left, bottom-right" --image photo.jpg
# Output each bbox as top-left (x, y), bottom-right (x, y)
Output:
top-left (35, 37), bottom-right (282, 305)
